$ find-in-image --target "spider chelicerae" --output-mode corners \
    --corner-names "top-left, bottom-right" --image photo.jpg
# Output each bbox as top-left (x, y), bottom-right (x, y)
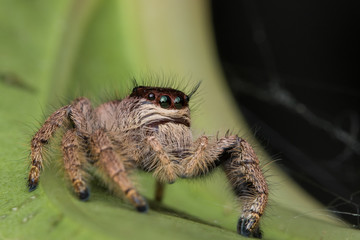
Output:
top-left (27, 81), bottom-right (268, 238)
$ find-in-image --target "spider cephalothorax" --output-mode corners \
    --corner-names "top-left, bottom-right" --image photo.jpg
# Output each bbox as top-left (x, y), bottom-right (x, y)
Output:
top-left (28, 83), bottom-right (268, 238)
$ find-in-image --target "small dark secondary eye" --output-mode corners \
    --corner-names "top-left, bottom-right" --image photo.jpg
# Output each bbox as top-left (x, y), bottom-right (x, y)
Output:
top-left (148, 93), bottom-right (155, 100)
top-left (159, 95), bottom-right (171, 108)
top-left (185, 95), bottom-right (190, 102)
top-left (174, 96), bottom-right (184, 109)
top-left (132, 87), bottom-right (138, 93)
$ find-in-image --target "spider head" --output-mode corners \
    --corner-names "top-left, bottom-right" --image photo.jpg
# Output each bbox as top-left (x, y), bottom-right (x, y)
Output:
top-left (130, 86), bottom-right (190, 110)
top-left (129, 86), bottom-right (193, 127)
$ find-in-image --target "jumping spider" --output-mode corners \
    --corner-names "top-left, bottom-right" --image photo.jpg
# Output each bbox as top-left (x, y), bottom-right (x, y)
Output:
top-left (28, 83), bottom-right (268, 238)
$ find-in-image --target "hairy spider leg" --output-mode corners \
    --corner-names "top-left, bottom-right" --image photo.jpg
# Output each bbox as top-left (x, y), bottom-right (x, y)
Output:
top-left (28, 105), bottom-right (70, 191)
top-left (222, 138), bottom-right (268, 238)
top-left (183, 135), bottom-right (220, 176)
top-left (152, 135), bottom-right (223, 203)
top-left (67, 97), bottom-right (94, 139)
top-left (182, 135), bottom-right (268, 239)
top-left (62, 97), bottom-right (94, 200)
top-left (62, 129), bottom-right (90, 200)
top-left (28, 97), bottom-right (92, 192)
top-left (147, 136), bottom-right (183, 184)
top-left (71, 98), bottom-right (146, 208)
top-left (90, 129), bottom-right (148, 212)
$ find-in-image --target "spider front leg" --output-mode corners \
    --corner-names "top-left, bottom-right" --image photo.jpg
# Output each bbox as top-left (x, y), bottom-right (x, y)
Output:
top-left (222, 138), bottom-right (268, 238)
top-left (28, 105), bottom-right (70, 191)
top-left (90, 129), bottom-right (148, 212)
top-left (28, 97), bottom-right (93, 191)
top-left (184, 135), bottom-right (268, 238)
top-left (147, 136), bottom-right (183, 184)
top-left (146, 136), bottom-right (183, 203)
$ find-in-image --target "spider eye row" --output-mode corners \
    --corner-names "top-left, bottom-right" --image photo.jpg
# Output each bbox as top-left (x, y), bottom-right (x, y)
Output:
top-left (147, 93), bottom-right (187, 109)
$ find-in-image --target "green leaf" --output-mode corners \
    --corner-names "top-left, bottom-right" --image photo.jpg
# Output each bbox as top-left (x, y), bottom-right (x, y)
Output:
top-left (0, 1), bottom-right (359, 239)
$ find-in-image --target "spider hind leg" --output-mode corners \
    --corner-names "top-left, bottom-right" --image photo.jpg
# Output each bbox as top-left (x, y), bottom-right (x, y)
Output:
top-left (62, 129), bottom-right (90, 201)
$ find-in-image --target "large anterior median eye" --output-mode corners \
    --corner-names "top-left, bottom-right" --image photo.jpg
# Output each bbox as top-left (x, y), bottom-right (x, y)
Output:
top-left (159, 95), bottom-right (171, 108)
top-left (174, 96), bottom-right (184, 109)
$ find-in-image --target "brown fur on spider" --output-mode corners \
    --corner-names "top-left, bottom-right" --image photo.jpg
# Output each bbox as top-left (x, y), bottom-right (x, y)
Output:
top-left (28, 81), bottom-right (268, 238)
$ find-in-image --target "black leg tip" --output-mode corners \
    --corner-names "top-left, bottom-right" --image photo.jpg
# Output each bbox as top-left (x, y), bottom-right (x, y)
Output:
top-left (78, 188), bottom-right (90, 201)
top-left (237, 217), bottom-right (262, 239)
top-left (252, 228), bottom-right (262, 239)
top-left (237, 219), bottom-right (251, 237)
top-left (136, 204), bottom-right (148, 213)
top-left (28, 181), bottom-right (38, 192)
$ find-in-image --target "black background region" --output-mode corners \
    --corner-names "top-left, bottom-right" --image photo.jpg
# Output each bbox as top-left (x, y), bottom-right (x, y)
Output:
top-left (211, 0), bottom-right (360, 227)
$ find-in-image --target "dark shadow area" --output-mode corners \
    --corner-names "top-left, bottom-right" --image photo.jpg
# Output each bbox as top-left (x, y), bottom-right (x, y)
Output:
top-left (148, 200), bottom-right (224, 229)
top-left (90, 172), bottom-right (224, 230)
top-left (211, 0), bottom-right (360, 227)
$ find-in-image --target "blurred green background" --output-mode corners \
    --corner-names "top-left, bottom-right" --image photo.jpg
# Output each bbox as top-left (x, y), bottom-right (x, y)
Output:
top-left (0, 0), bottom-right (358, 239)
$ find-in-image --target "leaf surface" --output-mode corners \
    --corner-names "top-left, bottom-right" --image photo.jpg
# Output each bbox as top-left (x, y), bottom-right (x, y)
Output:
top-left (0, 1), bottom-right (359, 240)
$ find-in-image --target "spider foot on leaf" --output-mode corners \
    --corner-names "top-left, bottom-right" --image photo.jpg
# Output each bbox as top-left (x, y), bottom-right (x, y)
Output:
top-left (78, 188), bottom-right (90, 201)
top-left (136, 203), bottom-right (148, 213)
top-left (127, 188), bottom-right (148, 213)
top-left (237, 217), bottom-right (262, 239)
top-left (28, 179), bottom-right (38, 192)
top-left (73, 180), bottom-right (90, 201)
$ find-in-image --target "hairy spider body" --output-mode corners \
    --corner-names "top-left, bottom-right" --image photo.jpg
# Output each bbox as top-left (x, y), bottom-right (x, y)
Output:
top-left (28, 84), bottom-right (268, 238)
